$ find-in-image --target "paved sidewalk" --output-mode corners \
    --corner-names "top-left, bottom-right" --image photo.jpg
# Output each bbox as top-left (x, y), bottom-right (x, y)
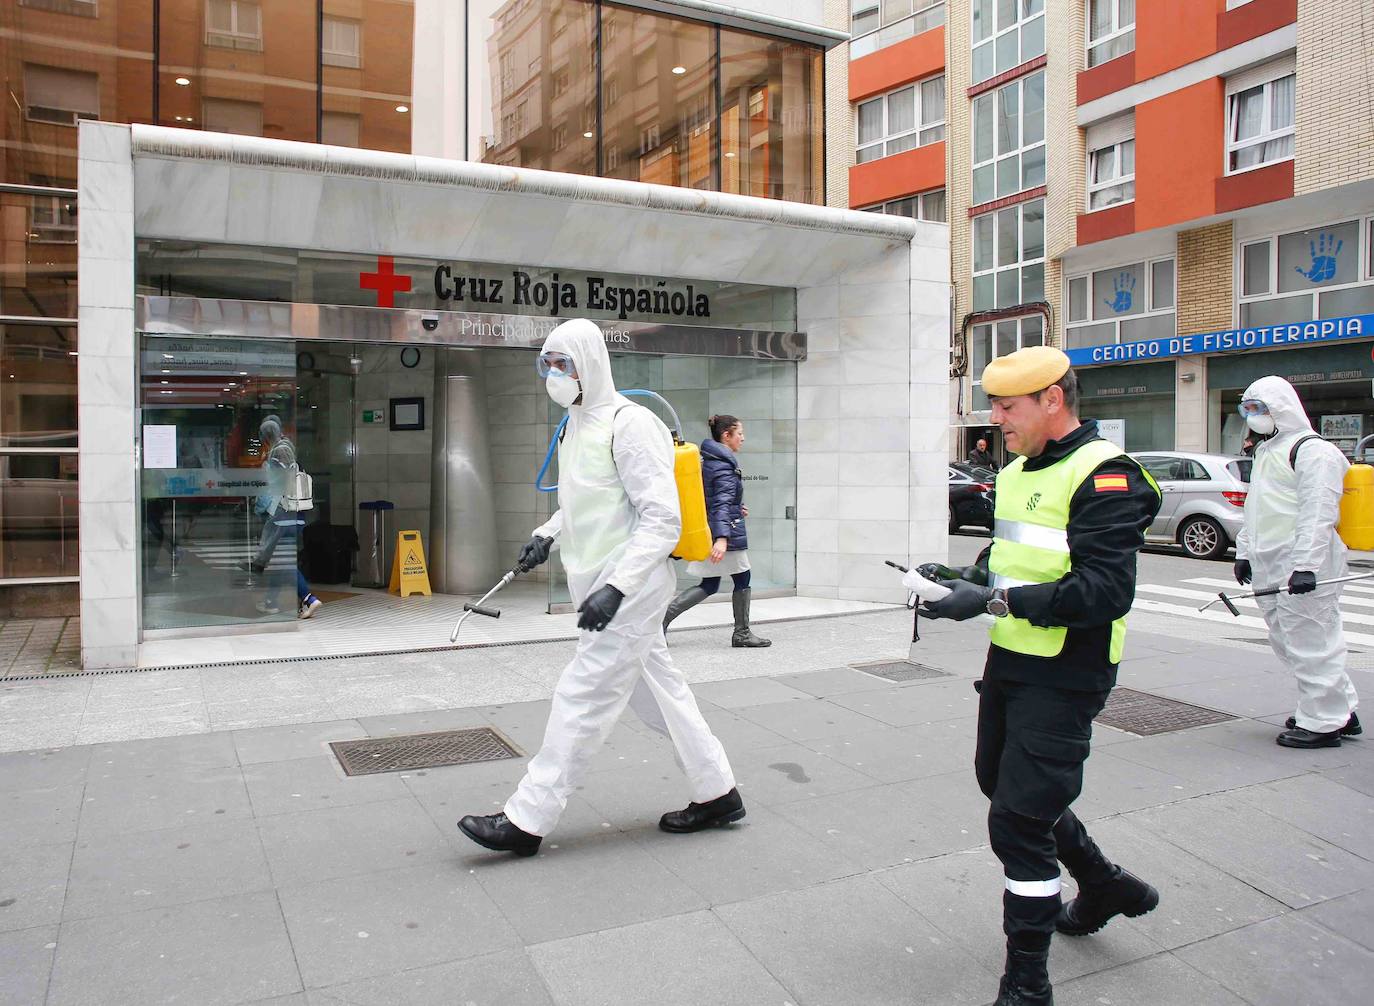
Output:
top-left (1, 608), bottom-right (1371, 1005)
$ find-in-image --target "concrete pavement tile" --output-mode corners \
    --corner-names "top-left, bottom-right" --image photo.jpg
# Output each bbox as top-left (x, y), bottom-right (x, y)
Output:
top-left (78, 764), bottom-right (253, 839)
top-left (530, 910), bottom-right (791, 1006)
top-left (243, 755), bottom-right (412, 818)
top-left (1319, 762), bottom-right (1374, 798)
top-left (1, 782), bottom-right (83, 846)
top-left (356, 706), bottom-right (490, 736)
top-left (774, 665), bottom-right (899, 697)
top-left (478, 700), bottom-right (556, 750)
top-left (63, 818), bottom-right (272, 921)
top-left (467, 832), bottom-right (708, 944)
top-left (632, 802), bottom-right (864, 905)
top-left (696, 704), bottom-right (793, 751)
top-left (81, 680), bottom-right (205, 716)
top-left (232, 720), bottom-right (368, 765)
top-left (0, 924), bottom-right (58, 1004)
top-left (1299, 891), bottom-right (1374, 952)
top-left (75, 705), bottom-right (213, 746)
top-left (1103, 726), bottom-right (1307, 792)
top-left (278, 864), bottom-right (520, 990)
top-left (0, 680), bottom-right (90, 722)
top-left (0, 841), bottom-right (71, 931)
top-left (1228, 774), bottom-right (1374, 861)
top-left (46, 891), bottom-right (301, 1006)
top-left (1153, 674), bottom-right (1298, 720)
top-left (724, 741), bottom-right (883, 807)
top-left (0, 744), bottom-right (92, 792)
top-left (691, 676), bottom-right (815, 709)
top-left (257, 798), bottom-right (453, 887)
top-left (306, 949), bottom-right (554, 1005)
top-left (829, 677), bottom-right (980, 727)
top-left (730, 696), bottom-right (890, 743)
top-left (1132, 793), bottom-right (1374, 909)
top-left (715, 873), bottom-right (996, 1006)
top-left (207, 698), bottom-right (340, 732)
top-left (801, 719), bottom-right (973, 784)
top-left (0, 717), bottom-right (82, 754)
top-left (1050, 953), bottom-right (1248, 1005)
top-left (1200, 718), bottom-right (1359, 773)
top-left (1116, 654), bottom-right (1268, 690)
top-left (1173, 914), bottom-right (1374, 1006)
top-left (771, 773), bottom-right (988, 870)
top-left (1074, 750), bottom-right (1210, 817)
top-left (569, 759), bottom-right (718, 832)
top-left (86, 730), bottom-right (238, 778)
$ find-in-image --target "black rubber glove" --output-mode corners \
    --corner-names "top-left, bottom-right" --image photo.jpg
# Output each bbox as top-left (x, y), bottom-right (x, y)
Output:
top-left (577, 584), bottom-right (624, 631)
top-left (1288, 570), bottom-right (1317, 595)
top-left (919, 579), bottom-right (995, 621)
top-left (518, 535), bottom-right (554, 571)
top-left (915, 562), bottom-right (989, 586)
top-left (1233, 559), bottom-right (1252, 585)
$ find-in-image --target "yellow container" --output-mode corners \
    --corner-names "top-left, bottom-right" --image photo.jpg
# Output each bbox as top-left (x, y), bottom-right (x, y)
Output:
top-left (1340, 463), bottom-right (1374, 550)
top-left (672, 439), bottom-right (712, 561)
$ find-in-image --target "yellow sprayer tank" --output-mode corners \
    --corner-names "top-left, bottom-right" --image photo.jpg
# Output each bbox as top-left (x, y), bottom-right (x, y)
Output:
top-left (672, 438), bottom-right (712, 561)
top-left (1340, 462), bottom-right (1374, 550)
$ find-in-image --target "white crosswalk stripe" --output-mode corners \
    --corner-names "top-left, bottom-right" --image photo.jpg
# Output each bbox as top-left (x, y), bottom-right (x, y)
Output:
top-left (180, 539), bottom-right (293, 570)
top-left (1133, 580), bottom-right (1374, 647)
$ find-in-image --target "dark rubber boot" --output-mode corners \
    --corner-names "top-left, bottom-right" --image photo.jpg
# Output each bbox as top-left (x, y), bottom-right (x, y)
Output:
top-left (1284, 711), bottom-right (1361, 737)
top-left (659, 787), bottom-right (746, 833)
top-left (730, 589), bottom-right (771, 648)
top-left (1056, 868), bottom-right (1159, 936)
top-left (457, 812), bottom-right (541, 857)
top-left (663, 586), bottom-right (710, 632)
top-left (993, 945), bottom-right (1053, 1005)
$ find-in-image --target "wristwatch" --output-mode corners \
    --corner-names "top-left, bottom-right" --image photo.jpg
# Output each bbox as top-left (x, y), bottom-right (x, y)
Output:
top-left (985, 588), bottom-right (1010, 618)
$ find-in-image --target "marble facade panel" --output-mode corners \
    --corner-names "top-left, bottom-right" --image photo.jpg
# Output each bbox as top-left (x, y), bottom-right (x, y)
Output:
top-left (76, 307), bottom-right (136, 358)
top-left (838, 452), bottom-right (907, 487)
top-left (78, 208), bottom-right (134, 262)
top-left (77, 257), bottom-right (136, 311)
top-left (796, 283), bottom-right (839, 322)
top-left (133, 158), bottom-right (230, 240)
top-left (838, 280), bottom-right (912, 320)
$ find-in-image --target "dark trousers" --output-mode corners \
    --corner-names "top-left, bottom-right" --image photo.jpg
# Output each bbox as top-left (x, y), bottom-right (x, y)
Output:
top-left (975, 677), bottom-right (1114, 951)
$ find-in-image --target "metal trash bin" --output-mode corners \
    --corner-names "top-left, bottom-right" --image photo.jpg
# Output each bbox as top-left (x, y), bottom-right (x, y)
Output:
top-left (358, 500), bottom-right (395, 587)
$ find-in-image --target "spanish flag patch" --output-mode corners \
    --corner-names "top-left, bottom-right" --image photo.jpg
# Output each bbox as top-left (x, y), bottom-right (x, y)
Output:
top-left (1093, 474), bottom-right (1130, 493)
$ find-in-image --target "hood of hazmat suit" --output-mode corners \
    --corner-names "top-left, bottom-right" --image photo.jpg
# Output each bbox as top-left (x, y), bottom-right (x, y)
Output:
top-left (532, 318), bottom-right (681, 601)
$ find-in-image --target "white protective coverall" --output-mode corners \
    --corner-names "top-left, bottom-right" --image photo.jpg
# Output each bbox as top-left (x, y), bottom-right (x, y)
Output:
top-left (1236, 375), bottom-right (1360, 732)
top-left (504, 319), bottom-right (736, 836)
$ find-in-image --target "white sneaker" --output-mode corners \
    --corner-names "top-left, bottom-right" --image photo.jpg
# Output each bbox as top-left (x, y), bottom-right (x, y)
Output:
top-left (299, 594), bottom-right (322, 619)
top-left (255, 599), bottom-right (280, 615)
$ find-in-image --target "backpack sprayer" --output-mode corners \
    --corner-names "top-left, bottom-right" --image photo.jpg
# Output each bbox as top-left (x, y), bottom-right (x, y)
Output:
top-left (1199, 571), bottom-right (1374, 616)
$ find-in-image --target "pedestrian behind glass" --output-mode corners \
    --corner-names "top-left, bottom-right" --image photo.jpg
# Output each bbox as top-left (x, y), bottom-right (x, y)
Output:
top-left (240, 416), bottom-right (322, 619)
top-left (663, 414), bottom-right (771, 647)
top-left (968, 435), bottom-right (1000, 471)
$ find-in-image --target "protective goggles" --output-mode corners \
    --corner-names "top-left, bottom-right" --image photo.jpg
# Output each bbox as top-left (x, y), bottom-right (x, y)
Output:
top-left (1237, 399), bottom-right (1270, 419)
top-left (536, 352), bottom-right (578, 379)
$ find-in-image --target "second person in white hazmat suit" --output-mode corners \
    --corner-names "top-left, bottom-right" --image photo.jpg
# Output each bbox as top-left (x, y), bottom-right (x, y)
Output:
top-left (458, 319), bottom-right (743, 856)
top-left (1234, 375), bottom-right (1361, 748)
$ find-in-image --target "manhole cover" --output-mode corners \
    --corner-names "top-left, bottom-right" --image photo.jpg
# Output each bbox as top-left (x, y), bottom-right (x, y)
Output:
top-left (850, 660), bottom-right (950, 683)
top-left (330, 727), bottom-right (523, 777)
top-left (1095, 687), bottom-right (1236, 736)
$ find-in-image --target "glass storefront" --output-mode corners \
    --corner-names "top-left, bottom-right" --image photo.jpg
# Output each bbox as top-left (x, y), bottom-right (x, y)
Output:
top-left (1077, 360), bottom-right (1176, 452)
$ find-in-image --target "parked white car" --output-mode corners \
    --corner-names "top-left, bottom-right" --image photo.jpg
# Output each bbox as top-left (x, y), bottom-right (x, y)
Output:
top-left (1130, 451), bottom-right (1251, 560)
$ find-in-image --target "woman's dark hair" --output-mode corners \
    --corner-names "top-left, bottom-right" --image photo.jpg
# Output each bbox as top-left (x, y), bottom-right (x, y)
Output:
top-left (709, 414), bottom-right (740, 441)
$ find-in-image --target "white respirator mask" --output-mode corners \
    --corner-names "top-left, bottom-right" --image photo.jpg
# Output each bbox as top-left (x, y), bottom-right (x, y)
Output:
top-left (1246, 413), bottom-right (1276, 436)
top-left (545, 373), bottom-right (581, 408)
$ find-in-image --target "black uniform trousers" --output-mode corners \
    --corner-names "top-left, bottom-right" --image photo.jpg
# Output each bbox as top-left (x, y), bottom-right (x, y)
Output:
top-left (975, 677), bottom-right (1115, 951)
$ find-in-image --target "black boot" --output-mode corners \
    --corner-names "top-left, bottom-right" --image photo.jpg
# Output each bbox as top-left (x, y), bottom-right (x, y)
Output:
top-left (1276, 725), bottom-right (1342, 748)
top-left (457, 812), bottom-right (541, 857)
top-left (1056, 868), bottom-right (1159, 936)
top-left (659, 787), bottom-right (746, 833)
top-left (993, 945), bottom-right (1053, 1005)
top-left (1284, 711), bottom-right (1361, 737)
top-left (663, 586), bottom-right (710, 632)
top-left (730, 589), bottom-right (771, 648)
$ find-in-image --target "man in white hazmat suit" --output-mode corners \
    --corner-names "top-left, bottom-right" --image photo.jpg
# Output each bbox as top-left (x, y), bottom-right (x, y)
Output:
top-left (458, 318), bottom-right (743, 856)
top-left (1234, 375), bottom-right (1361, 748)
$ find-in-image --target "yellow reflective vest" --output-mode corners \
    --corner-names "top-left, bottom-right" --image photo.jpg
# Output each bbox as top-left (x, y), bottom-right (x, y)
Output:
top-left (988, 439), bottom-right (1159, 663)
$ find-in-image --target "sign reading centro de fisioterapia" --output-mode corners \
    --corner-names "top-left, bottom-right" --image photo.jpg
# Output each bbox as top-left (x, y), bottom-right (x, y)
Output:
top-left (434, 265), bottom-right (712, 321)
top-left (1068, 313), bottom-right (1374, 366)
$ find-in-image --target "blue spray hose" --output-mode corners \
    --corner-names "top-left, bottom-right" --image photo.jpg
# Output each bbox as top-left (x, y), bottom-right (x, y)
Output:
top-left (535, 389), bottom-right (681, 493)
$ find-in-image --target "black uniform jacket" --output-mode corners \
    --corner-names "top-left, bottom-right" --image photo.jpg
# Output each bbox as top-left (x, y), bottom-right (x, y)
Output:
top-left (984, 421), bottom-right (1162, 693)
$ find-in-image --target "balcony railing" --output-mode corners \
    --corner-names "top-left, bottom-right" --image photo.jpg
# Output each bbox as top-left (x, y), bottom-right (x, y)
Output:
top-left (851, 2), bottom-right (945, 60)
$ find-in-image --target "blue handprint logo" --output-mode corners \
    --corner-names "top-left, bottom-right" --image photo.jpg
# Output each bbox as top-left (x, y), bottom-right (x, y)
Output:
top-left (1295, 232), bottom-right (1343, 284)
top-left (1103, 271), bottom-right (1135, 314)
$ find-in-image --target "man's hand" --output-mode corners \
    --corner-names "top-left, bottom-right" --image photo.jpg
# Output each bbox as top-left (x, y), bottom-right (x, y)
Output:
top-left (577, 584), bottom-right (624, 631)
top-left (1233, 559), bottom-right (1252, 585)
top-left (915, 562), bottom-right (989, 586)
top-left (919, 579), bottom-right (995, 621)
top-left (1288, 570), bottom-right (1317, 595)
top-left (518, 536), bottom-right (554, 571)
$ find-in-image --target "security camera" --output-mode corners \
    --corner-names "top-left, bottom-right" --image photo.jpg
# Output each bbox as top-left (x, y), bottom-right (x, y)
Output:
top-left (420, 313), bottom-right (440, 332)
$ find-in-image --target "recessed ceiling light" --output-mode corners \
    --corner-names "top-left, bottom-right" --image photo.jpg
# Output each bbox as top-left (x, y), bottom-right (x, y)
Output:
top-left (671, 65), bottom-right (686, 74)
top-left (583, 131), bottom-right (593, 138)
top-left (724, 151), bottom-right (735, 158)
top-left (175, 76), bottom-right (191, 86)
top-left (160, 380), bottom-right (169, 384)
top-left (395, 104), bottom-right (409, 113)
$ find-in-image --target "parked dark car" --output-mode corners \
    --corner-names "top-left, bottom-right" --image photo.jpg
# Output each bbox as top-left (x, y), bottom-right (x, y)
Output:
top-left (949, 462), bottom-right (995, 532)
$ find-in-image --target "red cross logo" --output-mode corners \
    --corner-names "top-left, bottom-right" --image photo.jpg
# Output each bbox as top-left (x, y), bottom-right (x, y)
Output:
top-left (359, 255), bottom-right (412, 308)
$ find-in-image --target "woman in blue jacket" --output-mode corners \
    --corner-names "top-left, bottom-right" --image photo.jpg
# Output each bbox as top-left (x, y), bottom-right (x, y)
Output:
top-left (663, 414), bottom-right (771, 647)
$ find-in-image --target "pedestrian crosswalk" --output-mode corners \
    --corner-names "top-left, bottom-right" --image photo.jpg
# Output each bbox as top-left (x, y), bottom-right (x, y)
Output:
top-left (179, 539), bottom-right (295, 572)
top-left (1133, 575), bottom-right (1374, 646)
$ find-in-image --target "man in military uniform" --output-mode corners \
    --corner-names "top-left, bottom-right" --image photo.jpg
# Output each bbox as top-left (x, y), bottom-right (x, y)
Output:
top-left (918, 346), bottom-right (1163, 1006)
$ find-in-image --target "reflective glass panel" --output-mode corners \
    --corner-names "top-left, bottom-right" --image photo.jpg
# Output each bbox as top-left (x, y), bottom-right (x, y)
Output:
top-left (1, 323), bottom-right (77, 448)
top-left (322, 0), bottom-right (415, 155)
top-left (0, 453), bottom-right (78, 579)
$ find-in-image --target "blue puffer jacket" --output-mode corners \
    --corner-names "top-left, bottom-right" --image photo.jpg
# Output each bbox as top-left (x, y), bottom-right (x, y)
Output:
top-left (701, 437), bottom-right (748, 551)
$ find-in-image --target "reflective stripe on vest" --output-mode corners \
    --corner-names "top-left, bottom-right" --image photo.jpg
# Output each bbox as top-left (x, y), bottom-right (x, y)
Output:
top-left (988, 439), bottom-right (1158, 663)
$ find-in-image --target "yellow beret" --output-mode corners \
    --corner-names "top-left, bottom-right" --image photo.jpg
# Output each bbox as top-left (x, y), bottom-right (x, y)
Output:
top-left (981, 346), bottom-right (1071, 397)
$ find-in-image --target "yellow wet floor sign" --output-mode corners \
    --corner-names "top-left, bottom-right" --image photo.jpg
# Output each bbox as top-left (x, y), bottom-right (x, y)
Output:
top-left (388, 530), bottom-right (432, 597)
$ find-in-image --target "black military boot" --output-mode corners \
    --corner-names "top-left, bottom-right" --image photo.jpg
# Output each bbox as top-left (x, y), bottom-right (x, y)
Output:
top-left (1056, 868), bottom-right (1159, 936)
top-left (659, 787), bottom-right (746, 833)
top-left (993, 945), bottom-right (1053, 1005)
top-left (1283, 711), bottom-right (1361, 737)
top-left (663, 586), bottom-right (710, 632)
top-left (457, 812), bottom-right (541, 857)
top-left (730, 589), bottom-right (771, 648)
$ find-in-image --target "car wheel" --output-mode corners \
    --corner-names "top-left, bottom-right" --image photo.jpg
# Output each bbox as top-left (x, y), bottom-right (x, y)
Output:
top-left (1178, 516), bottom-right (1228, 560)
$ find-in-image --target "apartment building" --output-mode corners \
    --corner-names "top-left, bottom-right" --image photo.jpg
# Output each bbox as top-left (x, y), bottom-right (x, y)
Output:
top-left (944, 0), bottom-right (1374, 461)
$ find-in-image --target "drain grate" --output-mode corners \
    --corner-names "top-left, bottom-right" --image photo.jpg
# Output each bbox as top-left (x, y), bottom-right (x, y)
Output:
top-left (850, 660), bottom-right (951, 683)
top-left (1095, 687), bottom-right (1236, 736)
top-left (330, 727), bottom-right (523, 777)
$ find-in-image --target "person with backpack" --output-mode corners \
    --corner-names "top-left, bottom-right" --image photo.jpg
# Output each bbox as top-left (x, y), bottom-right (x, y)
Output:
top-left (242, 415), bottom-right (322, 619)
top-left (662, 413), bottom-right (770, 647)
top-left (1235, 376), bottom-right (1361, 748)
